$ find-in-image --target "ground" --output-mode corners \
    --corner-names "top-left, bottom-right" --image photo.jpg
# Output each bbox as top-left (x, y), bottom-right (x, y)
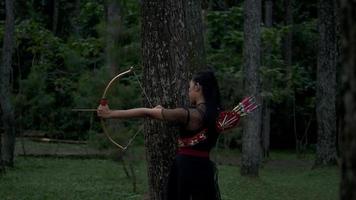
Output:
top-left (0, 137), bottom-right (340, 200)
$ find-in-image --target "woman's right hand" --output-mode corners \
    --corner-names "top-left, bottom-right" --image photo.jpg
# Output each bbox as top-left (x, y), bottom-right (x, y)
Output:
top-left (97, 104), bottom-right (112, 118)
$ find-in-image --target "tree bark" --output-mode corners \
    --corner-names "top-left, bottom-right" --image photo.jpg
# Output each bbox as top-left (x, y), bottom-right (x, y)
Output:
top-left (340, 0), bottom-right (356, 199)
top-left (141, 0), bottom-right (206, 199)
top-left (241, 0), bottom-right (262, 176)
top-left (315, 0), bottom-right (338, 166)
top-left (0, 0), bottom-right (16, 168)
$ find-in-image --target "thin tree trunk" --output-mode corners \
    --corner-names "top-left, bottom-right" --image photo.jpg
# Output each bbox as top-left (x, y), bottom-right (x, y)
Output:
top-left (315, 0), bottom-right (338, 166)
top-left (73, 0), bottom-right (81, 36)
top-left (0, 0), bottom-right (16, 168)
top-left (262, 103), bottom-right (270, 158)
top-left (185, 0), bottom-right (207, 73)
top-left (261, 0), bottom-right (273, 160)
top-left (265, 0), bottom-right (273, 27)
top-left (0, 125), bottom-right (3, 173)
top-left (241, 0), bottom-right (262, 176)
top-left (340, 0), bottom-right (356, 199)
top-left (283, 0), bottom-right (293, 73)
top-left (52, 0), bottom-right (59, 34)
top-left (141, 0), bottom-right (205, 199)
top-left (106, 0), bottom-right (121, 74)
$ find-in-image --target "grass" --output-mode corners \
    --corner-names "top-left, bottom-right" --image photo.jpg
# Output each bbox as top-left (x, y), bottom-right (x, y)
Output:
top-left (0, 157), bottom-right (147, 200)
top-left (0, 150), bottom-right (339, 200)
top-left (219, 163), bottom-right (338, 200)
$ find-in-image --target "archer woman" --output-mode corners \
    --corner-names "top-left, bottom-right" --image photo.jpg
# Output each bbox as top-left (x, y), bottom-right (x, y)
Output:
top-left (97, 70), bottom-right (222, 200)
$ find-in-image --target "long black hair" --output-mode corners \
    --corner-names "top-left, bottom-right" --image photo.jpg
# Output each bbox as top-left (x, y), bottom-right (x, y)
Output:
top-left (192, 69), bottom-right (221, 132)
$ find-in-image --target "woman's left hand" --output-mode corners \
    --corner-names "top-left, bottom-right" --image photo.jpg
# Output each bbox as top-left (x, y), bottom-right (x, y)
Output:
top-left (97, 104), bottom-right (112, 118)
top-left (154, 105), bottom-right (164, 109)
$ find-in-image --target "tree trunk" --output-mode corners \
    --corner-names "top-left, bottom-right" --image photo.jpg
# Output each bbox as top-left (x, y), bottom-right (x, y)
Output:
top-left (315, 0), bottom-right (338, 166)
top-left (52, 0), bottom-right (59, 34)
top-left (261, 0), bottom-right (273, 160)
top-left (106, 0), bottom-right (121, 74)
top-left (141, 0), bottom-right (205, 199)
top-left (262, 102), bottom-right (270, 159)
top-left (185, 0), bottom-right (207, 73)
top-left (265, 0), bottom-right (273, 27)
top-left (0, 132), bottom-right (3, 173)
top-left (340, 0), bottom-right (356, 199)
top-left (0, 0), bottom-right (16, 168)
top-left (241, 0), bottom-right (262, 176)
top-left (282, 0), bottom-right (293, 73)
top-left (73, 0), bottom-right (81, 36)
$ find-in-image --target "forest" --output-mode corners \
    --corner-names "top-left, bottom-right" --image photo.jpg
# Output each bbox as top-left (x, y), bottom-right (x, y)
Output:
top-left (0, 0), bottom-right (355, 200)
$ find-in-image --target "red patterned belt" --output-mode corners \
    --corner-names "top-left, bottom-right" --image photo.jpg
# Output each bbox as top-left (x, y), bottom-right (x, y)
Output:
top-left (178, 129), bottom-right (208, 147)
top-left (177, 147), bottom-right (210, 158)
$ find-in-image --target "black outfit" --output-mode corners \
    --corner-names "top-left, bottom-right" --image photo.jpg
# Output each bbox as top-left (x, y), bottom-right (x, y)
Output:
top-left (163, 105), bottom-right (221, 200)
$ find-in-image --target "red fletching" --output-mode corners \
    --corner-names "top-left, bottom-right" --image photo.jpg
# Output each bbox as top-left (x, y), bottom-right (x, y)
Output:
top-left (216, 111), bottom-right (241, 132)
top-left (178, 96), bottom-right (259, 147)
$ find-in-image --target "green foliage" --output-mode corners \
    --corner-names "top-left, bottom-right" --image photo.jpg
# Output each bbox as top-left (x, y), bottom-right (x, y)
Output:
top-left (76, 0), bottom-right (105, 37)
top-left (3, 0), bottom-right (320, 149)
top-left (10, 1), bottom-right (141, 141)
top-left (206, 6), bottom-right (244, 70)
top-left (206, 7), bottom-right (245, 112)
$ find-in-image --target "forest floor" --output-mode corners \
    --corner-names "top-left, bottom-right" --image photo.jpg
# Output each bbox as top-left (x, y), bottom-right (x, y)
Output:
top-left (0, 137), bottom-right (339, 200)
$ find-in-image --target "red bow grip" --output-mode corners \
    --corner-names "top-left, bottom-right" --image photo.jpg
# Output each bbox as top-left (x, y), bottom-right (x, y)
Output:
top-left (100, 98), bottom-right (108, 106)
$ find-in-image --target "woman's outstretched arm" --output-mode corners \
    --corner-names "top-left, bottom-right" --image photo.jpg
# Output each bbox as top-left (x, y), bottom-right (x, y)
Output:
top-left (97, 105), bottom-right (164, 120)
top-left (97, 105), bottom-right (189, 125)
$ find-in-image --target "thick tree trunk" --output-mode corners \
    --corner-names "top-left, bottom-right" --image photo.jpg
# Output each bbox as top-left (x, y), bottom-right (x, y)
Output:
top-left (241, 0), bottom-right (262, 176)
top-left (340, 0), bottom-right (356, 199)
top-left (0, 0), bottom-right (16, 168)
top-left (141, 0), bottom-right (205, 199)
top-left (315, 0), bottom-right (338, 166)
top-left (106, 0), bottom-right (121, 74)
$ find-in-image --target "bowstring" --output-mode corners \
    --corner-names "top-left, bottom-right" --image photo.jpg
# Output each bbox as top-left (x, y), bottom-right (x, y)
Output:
top-left (122, 68), bottom-right (153, 149)
top-left (132, 68), bottom-right (153, 108)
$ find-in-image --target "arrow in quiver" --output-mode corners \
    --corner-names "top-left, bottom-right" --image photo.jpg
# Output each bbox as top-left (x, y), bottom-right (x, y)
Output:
top-left (178, 96), bottom-right (259, 147)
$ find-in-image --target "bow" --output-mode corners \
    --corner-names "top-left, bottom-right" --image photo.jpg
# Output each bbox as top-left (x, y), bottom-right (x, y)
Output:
top-left (73, 66), bottom-right (152, 151)
top-left (100, 66), bottom-right (153, 150)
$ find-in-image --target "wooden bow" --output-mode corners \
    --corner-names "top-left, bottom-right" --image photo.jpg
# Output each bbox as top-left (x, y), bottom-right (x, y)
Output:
top-left (99, 67), bottom-right (134, 150)
top-left (73, 66), bottom-right (152, 151)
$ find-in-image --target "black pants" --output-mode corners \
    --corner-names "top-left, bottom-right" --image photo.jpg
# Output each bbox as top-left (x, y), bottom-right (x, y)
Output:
top-left (165, 154), bottom-right (221, 200)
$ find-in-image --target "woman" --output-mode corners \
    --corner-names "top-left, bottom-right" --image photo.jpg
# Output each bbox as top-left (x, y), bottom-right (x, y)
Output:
top-left (97, 70), bottom-right (222, 200)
